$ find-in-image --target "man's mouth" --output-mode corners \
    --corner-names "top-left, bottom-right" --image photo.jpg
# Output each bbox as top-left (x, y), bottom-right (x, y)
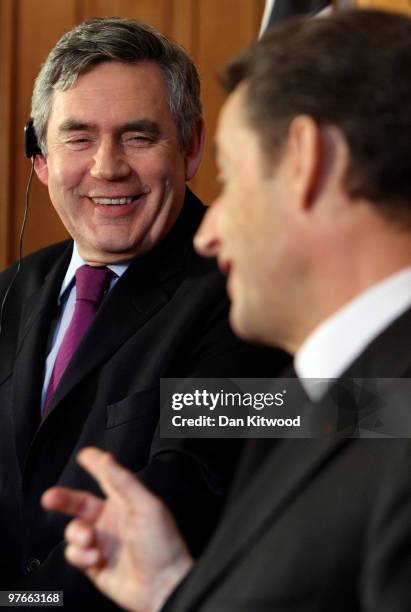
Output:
top-left (218, 260), bottom-right (232, 277)
top-left (90, 194), bottom-right (145, 206)
top-left (91, 196), bottom-right (135, 206)
top-left (220, 260), bottom-right (234, 298)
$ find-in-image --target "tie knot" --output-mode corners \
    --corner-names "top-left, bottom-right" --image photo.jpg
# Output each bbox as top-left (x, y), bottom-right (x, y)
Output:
top-left (75, 265), bottom-right (112, 305)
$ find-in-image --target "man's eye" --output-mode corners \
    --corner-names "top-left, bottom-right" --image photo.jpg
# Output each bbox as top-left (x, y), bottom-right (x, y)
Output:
top-left (65, 138), bottom-right (90, 149)
top-left (124, 135), bottom-right (153, 147)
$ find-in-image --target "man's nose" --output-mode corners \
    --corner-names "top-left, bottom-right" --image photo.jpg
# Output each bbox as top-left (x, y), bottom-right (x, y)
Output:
top-left (90, 139), bottom-right (131, 181)
top-left (194, 202), bottom-right (221, 258)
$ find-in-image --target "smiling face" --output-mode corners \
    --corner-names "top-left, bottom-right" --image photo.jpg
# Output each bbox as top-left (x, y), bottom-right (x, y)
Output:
top-left (35, 61), bottom-right (203, 264)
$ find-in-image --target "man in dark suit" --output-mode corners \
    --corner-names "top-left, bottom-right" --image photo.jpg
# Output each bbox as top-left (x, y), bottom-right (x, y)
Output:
top-left (42, 9), bottom-right (411, 611)
top-left (0, 16), bottom-right (286, 610)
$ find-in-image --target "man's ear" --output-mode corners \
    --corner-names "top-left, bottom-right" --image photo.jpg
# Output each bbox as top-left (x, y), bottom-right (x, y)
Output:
top-left (184, 117), bottom-right (205, 181)
top-left (34, 154), bottom-right (49, 186)
top-left (288, 116), bottom-right (350, 211)
top-left (287, 115), bottom-right (323, 211)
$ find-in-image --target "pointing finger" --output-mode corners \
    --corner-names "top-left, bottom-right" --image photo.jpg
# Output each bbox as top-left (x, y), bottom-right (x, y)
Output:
top-left (41, 487), bottom-right (103, 521)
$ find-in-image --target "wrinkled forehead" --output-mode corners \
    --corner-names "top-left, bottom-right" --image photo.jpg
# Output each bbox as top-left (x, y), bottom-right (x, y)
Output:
top-left (47, 61), bottom-right (176, 130)
top-left (58, 60), bottom-right (167, 99)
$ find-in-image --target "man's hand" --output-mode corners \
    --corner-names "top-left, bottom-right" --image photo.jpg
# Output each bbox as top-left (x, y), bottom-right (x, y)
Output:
top-left (41, 448), bottom-right (193, 612)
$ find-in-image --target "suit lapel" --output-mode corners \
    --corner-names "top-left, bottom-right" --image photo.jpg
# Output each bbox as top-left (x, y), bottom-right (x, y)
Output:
top-left (42, 263), bottom-right (170, 417)
top-left (178, 401), bottom-right (349, 609)
top-left (11, 245), bottom-right (72, 471)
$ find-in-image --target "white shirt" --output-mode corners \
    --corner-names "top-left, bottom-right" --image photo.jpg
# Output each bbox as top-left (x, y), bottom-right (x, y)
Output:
top-left (40, 243), bottom-right (130, 409)
top-left (295, 266), bottom-right (411, 401)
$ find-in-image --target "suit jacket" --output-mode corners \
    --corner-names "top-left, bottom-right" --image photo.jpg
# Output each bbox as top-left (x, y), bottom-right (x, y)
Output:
top-left (0, 189), bottom-right (288, 610)
top-left (163, 305), bottom-right (411, 612)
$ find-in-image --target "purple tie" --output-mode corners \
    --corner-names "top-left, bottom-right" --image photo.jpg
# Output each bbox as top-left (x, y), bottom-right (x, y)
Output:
top-left (43, 265), bottom-right (112, 414)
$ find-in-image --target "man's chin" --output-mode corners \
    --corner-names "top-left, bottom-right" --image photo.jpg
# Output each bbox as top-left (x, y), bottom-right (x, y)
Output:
top-left (76, 241), bottom-right (141, 266)
top-left (230, 307), bottom-right (257, 344)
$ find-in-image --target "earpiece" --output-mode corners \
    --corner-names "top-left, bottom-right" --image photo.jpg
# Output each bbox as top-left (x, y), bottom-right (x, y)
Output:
top-left (24, 120), bottom-right (41, 158)
top-left (0, 121), bottom-right (38, 337)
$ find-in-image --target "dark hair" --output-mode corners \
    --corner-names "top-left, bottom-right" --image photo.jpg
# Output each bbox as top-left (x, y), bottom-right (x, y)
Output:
top-left (32, 17), bottom-right (202, 152)
top-left (221, 9), bottom-right (411, 218)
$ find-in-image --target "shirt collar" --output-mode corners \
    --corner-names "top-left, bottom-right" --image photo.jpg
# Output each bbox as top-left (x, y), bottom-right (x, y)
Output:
top-left (295, 266), bottom-right (411, 400)
top-left (58, 242), bottom-right (130, 303)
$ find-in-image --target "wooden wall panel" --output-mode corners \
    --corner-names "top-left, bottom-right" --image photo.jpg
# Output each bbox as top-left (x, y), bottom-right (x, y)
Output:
top-left (194, 0), bottom-right (265, 204)
top-left (80, 0), bottom-right (172, 34)
top-left (356, 0), bottom-right (411, 14)
top-left (170, 0), bottom-right (196, 51)
top-left (1, 0), bottom-right (264, 267)
top-left (12, 0), bottom-right (78, 262)
top-left (0, 0), bottom-right (15, 269)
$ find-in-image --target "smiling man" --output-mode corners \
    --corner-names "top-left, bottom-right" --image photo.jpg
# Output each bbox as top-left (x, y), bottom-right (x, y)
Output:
top-left (0, 17), bottom-right (286, 610)
top-left (35, 60), bottom-right (194, 264)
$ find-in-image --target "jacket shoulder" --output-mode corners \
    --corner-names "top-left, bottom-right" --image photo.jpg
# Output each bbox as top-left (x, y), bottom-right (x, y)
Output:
top-left (0, 241), bottom-right (72, 296)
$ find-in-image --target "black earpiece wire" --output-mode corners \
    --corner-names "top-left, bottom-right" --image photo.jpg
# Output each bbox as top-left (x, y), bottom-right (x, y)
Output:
top-left (0, 156), bottom-right (35, 336)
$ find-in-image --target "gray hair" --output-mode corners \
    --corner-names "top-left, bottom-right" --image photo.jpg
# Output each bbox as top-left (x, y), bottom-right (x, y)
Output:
top-left (31, 16), bottom-right (202, 153)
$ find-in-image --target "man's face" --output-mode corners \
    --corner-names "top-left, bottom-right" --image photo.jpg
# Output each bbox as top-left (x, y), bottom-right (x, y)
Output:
top-left (194, 86), bottom-right (298, 347)
top-left (35, 61), bottom-right (202, 264)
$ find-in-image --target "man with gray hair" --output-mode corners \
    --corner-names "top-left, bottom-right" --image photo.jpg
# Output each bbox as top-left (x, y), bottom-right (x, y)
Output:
top-left (0, 17), bottom-right (285, 609)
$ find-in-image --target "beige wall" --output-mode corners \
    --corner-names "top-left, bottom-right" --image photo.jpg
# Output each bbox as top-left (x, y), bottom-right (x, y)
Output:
top-left (0, 0), bottom-right (264, 269)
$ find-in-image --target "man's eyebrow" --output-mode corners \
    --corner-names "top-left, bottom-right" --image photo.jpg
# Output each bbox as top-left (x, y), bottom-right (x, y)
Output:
top-left (58, 120), bottom-right (95, 132)
top-left (57, 119), bottom-right (161, 138)
top-left (121, 120), bottom-right (161, 138)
